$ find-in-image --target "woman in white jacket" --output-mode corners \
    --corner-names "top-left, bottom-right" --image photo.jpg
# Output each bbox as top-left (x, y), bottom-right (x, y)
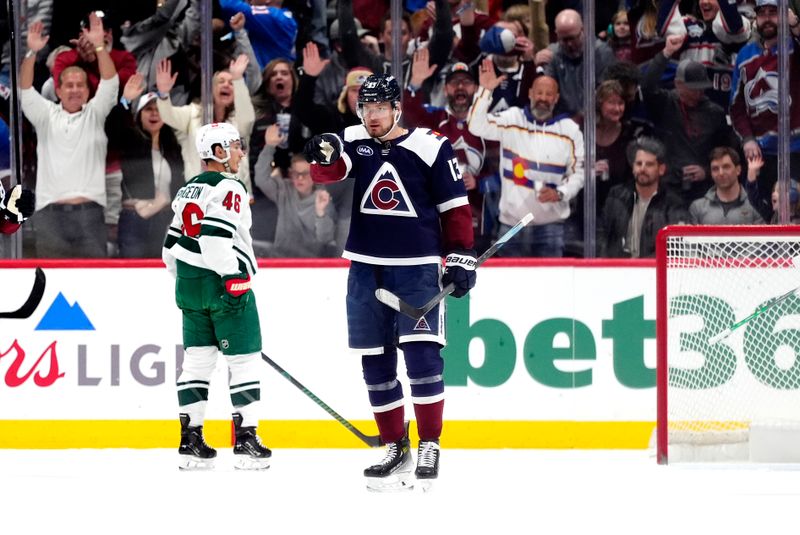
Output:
top-left (155, 55), bottom-right (255, 193)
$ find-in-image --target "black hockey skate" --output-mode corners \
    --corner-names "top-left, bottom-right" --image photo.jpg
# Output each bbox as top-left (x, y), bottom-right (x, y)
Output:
top-left (364, 436), bottom-right (414, 492)
top-left (415, 439), bottom-right (440, 491)
top-left (232, 413), bottom-right (271, 470)
top-left (178, 413), bottom-right (216, 470)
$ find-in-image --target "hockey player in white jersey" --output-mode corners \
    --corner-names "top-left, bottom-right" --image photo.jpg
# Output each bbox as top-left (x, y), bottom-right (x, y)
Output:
top-left (304, 74), bottom-right (476, 491)
top-left (163, 122), bottom-right (270, 470)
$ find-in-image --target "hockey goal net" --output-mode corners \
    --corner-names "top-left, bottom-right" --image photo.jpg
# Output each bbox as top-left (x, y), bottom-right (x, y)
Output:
top-left (656, 225), bottom-right (800, 463)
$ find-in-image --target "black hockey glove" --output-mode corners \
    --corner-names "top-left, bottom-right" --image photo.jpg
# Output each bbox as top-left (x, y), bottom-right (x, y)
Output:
top-left (221, 272), bottom-right (251, 308)
top-left (441, 250), bottom-right (477, 298)
top-left (303, 133), bottom-right (342, 165)
top-left (1, 185), bottom-right (35, 224)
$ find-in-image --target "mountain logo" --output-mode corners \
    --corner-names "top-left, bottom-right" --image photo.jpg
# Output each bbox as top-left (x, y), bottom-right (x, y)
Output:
top-left (35, 292), bottom-right (95, 331)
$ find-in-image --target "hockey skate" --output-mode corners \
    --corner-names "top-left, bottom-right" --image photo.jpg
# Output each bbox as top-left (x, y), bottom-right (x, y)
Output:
top-left (178, 414), bottom-right (216, 470)
top-left (415, 439), bottom-right (440, 492)
top-left (364, 437), bottom-right (414, 492)
top-left (232, 413), bottom-right (271, 470)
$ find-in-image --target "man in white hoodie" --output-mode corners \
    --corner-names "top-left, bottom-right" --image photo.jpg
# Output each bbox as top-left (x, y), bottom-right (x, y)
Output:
top-left (468, 59), bottom-right (584, 257)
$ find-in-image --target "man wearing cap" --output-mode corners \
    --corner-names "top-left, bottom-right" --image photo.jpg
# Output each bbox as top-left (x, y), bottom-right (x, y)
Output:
top-left (654, 0), bottom-right (751, 107)
top-left (478, 19), bottom-right (538, 114)
top-left (641, 32), bottom-right (737, 204)
top-left (403, 49), bottom-right (496, 252)
top-left (311, 17), bottom-right (371, 107)
top-left (731, 0), bottom-right (800, 221)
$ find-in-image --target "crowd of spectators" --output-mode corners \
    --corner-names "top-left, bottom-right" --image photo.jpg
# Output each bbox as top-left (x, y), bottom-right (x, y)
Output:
top-left (1, 0), bottom-right (798, 259)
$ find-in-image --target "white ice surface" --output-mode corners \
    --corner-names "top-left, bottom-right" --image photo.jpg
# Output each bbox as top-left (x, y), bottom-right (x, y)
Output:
top-left (2, 448), bottom-right (799, 534)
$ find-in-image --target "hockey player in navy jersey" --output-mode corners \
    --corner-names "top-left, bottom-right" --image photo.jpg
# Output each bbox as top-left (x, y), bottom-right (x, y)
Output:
top-left (304, 73), bottom-right (475, 491)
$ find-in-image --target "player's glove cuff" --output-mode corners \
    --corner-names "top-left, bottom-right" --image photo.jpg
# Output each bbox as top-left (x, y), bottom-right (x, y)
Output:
top-left (303, 133), bottom-right (343, 166)
top-left (1, 186), bottom-right (35, 224)
top-left (442, 249), bottom-right (477, 298)
top-left (222, 272), bottom-right (251, 297)
top-left (444, 251), bottom-right (477, 271)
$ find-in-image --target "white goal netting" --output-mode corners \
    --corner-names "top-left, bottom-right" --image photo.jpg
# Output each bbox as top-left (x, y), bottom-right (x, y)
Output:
top-left (660, 228), bottom-right (800, 462)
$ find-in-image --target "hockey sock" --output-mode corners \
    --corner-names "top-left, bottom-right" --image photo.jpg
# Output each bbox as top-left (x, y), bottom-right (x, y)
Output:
top-left (374, 406), bottom-right (406, 444)
top-left (362, 349), bottom-right (406, 442)
top-left (413, 399), bottom-right (444, 441)
top-left (227, 353), bottom-right (261, 427)
top-left (401, 341), bottom-right (444, 440)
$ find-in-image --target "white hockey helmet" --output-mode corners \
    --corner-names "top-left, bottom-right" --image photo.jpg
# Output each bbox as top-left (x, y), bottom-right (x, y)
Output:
top-left (195, 122), bottom-right (242, 163)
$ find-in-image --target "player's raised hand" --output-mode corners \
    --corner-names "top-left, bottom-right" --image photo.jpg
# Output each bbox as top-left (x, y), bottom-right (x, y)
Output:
top-left (478, 58), bottom-right (505, 91)
top-left (304, 133), bottom-right (342, 165)
top-left (302, 42), bottom-right (330, 78)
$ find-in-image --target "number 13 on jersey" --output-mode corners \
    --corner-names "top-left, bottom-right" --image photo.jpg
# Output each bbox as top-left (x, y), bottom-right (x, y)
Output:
top-left (448, 158), bottom-right (463, 181)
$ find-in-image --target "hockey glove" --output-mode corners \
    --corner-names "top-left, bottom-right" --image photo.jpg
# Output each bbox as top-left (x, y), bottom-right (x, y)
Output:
top-left (303, 133), bottom-right (342, 165)
top-left (1, 185), bottom-right (35, 224)
top-left (221, 272), bottom-right (251, 307)
top-left (441, 250), bottom-right (477, 298)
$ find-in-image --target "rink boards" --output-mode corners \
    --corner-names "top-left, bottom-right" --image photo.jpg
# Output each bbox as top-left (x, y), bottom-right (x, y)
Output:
top-left (0, 259), bottom-right (659, 449)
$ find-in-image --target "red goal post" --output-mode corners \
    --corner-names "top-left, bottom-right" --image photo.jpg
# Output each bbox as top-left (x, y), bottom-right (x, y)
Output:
top-left (656, 225), bottom-right (800, 464)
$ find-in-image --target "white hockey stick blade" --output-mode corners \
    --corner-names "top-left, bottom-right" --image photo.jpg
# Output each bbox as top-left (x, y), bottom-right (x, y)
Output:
top-left (707, 283), bottom-right (800, 345)
top-left (374, 288), bottom-right (402, 313)
top-left (374, 213), bottom-right (534, 319)
top-left (708, 328), bottom-right (732, 346)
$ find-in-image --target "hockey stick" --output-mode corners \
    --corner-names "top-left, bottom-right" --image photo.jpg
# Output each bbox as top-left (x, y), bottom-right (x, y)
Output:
top-left (260, 352), bottom-right (385, 448)
top-left (0, 267), bottom-right (45, 319)
top-left (375, 212), bottom-right (534, 320)
top-left (708, 285), bottom-right (800, 345)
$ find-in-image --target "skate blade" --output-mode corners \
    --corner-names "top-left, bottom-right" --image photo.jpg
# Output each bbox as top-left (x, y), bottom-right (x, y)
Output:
top-left (178, 455), bottom-right (215, 471)
top-left (416, 479), bottom-right (435, 493)
top-left (234, 456), bottom-right (271, 471)
top-left (366, 472), bottom-right (414, 492)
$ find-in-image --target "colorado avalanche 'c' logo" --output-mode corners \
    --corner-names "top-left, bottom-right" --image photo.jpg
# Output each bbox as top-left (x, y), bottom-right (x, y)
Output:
top-left (360, 162), bottom-right (418, 217)
top-left (371, 179), bottom-right (402, 209)
top-left (745, 67), bottom-right (781, 116)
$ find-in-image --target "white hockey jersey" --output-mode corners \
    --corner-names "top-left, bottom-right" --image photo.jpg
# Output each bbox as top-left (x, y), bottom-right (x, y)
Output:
top-left (162, 171), bottom-right (257, 278)
top-left (467, 87), bottom-right (585, 226)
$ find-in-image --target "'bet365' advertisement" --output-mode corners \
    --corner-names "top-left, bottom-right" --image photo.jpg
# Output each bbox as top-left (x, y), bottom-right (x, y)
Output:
top-left (0, 262), bottom-right (664, 448)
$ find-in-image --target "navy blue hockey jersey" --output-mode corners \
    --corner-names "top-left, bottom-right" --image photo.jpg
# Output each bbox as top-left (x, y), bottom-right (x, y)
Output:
top-left (324, 126), bottom-right (469, 265)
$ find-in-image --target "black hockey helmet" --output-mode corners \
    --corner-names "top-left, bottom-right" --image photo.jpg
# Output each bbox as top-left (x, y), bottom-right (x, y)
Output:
top-left (357, 74), bottom-right (401, 106)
